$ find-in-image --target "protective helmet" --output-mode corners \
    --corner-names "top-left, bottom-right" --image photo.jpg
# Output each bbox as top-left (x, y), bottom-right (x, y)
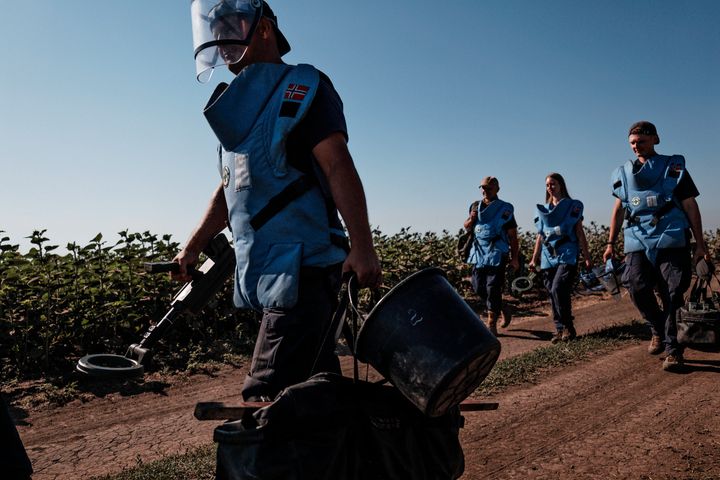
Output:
top-left (191, 0), bottom-right (290, 83)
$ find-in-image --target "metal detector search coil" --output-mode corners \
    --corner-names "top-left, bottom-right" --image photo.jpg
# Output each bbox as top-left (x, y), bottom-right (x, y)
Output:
top-left (76, 354), bottom-right (144, 378)
top-left (511, 272), bottom-right (537, 295)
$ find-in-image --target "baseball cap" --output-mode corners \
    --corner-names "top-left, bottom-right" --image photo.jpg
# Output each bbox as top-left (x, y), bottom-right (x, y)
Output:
top-left (628, 121), bottom-right (658, 137)
top-left (262, 1), bottom-right (291, 56)
top-left (479, 176), bottom-right (499, 188)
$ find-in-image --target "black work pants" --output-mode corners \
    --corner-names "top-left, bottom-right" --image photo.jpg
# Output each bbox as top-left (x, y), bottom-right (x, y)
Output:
top-left (0, 395), bottom-right (33, 479)
top-left (242, 264), bottom-right (343, 402)
top-left (542, 263), bottom-right (577, 333)
top-left (622, 248), bottom-right (691, 356)
top-left (471, 258), bottom-right (507, 315)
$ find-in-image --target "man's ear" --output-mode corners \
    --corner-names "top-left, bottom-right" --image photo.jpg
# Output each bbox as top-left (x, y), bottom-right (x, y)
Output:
top-left (654, 135), bottom-right (660, 145)
top-left (257, 17), bottom-right (272, 39)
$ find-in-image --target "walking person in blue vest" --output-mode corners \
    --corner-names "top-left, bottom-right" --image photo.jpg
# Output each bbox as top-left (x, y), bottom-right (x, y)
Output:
top-left (464, 176), bottom-right (520, 335)
top-left (529, 173), bottom-right (592, 343)
top-left (174, 0), bottom-right (382, 401)
top-left (602, 121), bottom-right (710, 372)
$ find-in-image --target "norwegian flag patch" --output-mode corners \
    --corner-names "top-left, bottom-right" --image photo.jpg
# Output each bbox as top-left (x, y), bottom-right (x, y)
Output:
top-left (284, 84), bottom-right (310, 101)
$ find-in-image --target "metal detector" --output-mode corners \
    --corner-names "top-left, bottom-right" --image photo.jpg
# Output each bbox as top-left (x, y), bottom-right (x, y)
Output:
top-left (76, 233), bottom-right (236, 378)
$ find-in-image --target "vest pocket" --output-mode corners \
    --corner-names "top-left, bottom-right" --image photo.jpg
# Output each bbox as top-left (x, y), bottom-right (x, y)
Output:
top-left (222, 150), bottom-right (252, 192)
top-left (257, 243), bottom-right (303, 309)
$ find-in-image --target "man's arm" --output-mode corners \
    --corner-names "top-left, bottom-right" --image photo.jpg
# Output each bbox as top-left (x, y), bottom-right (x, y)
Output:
top-left (464, 203), bottom-right (478, 231)
top-left (312, 132), bottom-right (382, 288)
top-left (172, 183), bottom-right (229, 282)
top-left (681, 197), bottom-right (710, 264)
top-left (529, 234), bottom-right (543, 271)
top-left (603, 197), bottom-right (624, 262)
top-left (507, 227), bottom-right (520, 272)
top-left (575, 220), bottom-right (592, 270)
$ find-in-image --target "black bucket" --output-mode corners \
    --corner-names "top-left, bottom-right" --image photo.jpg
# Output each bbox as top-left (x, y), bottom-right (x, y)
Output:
top-left (356, 268), bottom-right (501, 417)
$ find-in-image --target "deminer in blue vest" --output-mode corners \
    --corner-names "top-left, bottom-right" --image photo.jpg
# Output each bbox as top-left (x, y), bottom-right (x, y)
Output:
top-left (602, 121), bottom-right (711, 372)
top-left (464, 176), bottom-right (520, 336)
top-left (529, 173), bottom-right (592, 344)
top-left (174, 0), bottom-right (382, 401)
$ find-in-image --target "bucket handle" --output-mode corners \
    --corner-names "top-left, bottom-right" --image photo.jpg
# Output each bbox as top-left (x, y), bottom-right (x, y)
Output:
top-left (310, 273), bottom-right (362, 381)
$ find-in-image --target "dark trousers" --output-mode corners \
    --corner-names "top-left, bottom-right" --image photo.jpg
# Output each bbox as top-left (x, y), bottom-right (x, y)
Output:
top-left (471, 259), bottom-right (507, 315)
top-left (242, 265), bottom-right (343, 402)
top-left (542, 263), bottom-right (577, 333)
top-left (622, 248), bottom-right (691, 356)
top-left (1, 395), bottom-right (33, 479)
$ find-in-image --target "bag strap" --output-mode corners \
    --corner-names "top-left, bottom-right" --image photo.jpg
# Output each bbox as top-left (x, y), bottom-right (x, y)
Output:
top-left (688, 277), bottom-right (705, 303)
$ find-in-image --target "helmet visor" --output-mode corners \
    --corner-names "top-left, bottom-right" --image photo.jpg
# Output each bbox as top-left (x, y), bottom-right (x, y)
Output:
top-left (191, 0), bottom-right (263, 82)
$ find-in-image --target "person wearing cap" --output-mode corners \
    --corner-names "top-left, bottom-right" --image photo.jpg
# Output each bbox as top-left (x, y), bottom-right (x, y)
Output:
top-left (603, 121), bottom-right (711, 371)
top-left (463, 176), bottom-right (520, 335)
top-left (177, 0), bottom-right (382, 401)
top-left (529, 173), bottom-right (592, 343)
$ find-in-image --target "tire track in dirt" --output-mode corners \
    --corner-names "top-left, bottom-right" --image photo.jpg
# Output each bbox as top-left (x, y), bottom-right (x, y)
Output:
top-left (461, 345), bottom-right (720, 479)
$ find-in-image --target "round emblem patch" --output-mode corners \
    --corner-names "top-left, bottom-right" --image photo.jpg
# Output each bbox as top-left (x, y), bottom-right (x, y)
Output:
top-left (222, 165), bottom-right (230, 188)
top-left (631, 196), bottom-right (641, 207)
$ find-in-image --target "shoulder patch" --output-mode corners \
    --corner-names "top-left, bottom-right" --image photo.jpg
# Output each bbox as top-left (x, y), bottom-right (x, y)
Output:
top-left (502, 210), bottom-right (511, 220)
top-left (571, 204), bottom-right (582, 218)
top-left (668, 160), bottom-right (683, 177)
top-left (279, 83), bottom-right (311, 118)
top-left (284, 83), bottom-right (310, 101)
top-left (279, 101), bottom-right (300, 118)
top-left (613, 180), bottom-right (622, 190)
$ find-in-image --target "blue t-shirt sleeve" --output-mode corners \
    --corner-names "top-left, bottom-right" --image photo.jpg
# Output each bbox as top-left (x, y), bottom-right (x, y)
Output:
top-left (285, 71), bottom-right (348, 173)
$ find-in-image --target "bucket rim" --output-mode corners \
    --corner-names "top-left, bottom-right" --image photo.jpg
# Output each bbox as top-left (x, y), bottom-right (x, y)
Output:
top-left (424, 340), bottom-right (501, 417)
top-left (356, 267), bottom-right (447, 351)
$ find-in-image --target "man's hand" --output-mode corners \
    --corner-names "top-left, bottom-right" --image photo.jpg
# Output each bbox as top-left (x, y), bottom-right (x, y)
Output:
top-left (343, 246), bottom-right (382, 289)
top-left (509, 257), bottom-right (520, 273)
top-left (693, 244), bottom-right (710, 265)
top-left (602, 244), bottom-right (614, 263)
top-left (171, 248), bottom-right (200, 283)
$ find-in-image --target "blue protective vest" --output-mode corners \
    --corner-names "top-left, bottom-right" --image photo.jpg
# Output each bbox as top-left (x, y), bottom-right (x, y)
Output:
top-left (534, 198), bottom-right (583, 270)
top-left (204, 63), bottom-right (347, 311)
top-left (468, 199), bottom-right (513, 268)
top-left (611, 154), bottom-right (688, 265)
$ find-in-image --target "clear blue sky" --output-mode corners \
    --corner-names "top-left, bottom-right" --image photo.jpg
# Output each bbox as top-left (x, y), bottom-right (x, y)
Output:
top-left (1, 0), bottom-right (719, 251)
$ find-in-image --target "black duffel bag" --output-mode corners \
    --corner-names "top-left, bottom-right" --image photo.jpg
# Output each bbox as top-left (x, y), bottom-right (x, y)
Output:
top-left (677, 276), bottom-right (720, 352)
top-left (214, 373), bottom-right (465, 480)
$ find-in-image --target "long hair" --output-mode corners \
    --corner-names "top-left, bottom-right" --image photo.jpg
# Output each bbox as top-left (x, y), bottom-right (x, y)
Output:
top-left (545, 172), bottom-right (570, 203)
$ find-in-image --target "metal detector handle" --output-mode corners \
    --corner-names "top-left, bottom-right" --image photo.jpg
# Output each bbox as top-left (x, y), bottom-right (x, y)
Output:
top-left (126, 233), bottom-right (236, 367)
top-left (144, 262), bottom-right (204, 280)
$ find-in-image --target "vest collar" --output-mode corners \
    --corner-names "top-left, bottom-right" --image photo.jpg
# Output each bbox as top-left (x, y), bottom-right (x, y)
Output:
top-left (478, 199), bottom-right (504, 222)
top-left (203, 63), bottom-right (292, 151)
top-left (536, 198), bottom-right (573, 226)
top-left (629, 155), bottom-right (666, 190)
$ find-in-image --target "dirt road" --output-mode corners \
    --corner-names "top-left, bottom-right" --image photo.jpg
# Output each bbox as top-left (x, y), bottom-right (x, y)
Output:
top-left (12, 293), bottom-right (720, 479)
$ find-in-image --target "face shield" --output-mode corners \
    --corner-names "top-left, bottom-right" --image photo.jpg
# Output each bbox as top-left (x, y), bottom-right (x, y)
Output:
top-left (191, 0), bottom-right (263, 83)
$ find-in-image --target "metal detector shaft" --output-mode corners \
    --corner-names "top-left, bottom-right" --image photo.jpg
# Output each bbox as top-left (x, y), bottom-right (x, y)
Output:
top-left (127, 233), bottom-right (236, 366)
